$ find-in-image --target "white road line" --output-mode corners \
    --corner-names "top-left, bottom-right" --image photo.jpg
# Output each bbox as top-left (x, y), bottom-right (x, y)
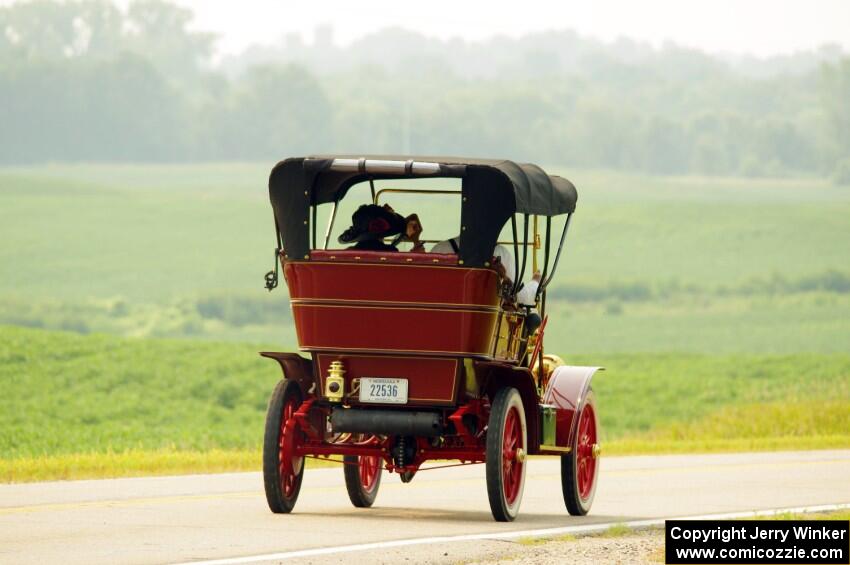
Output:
top-left (173, 503), bottom-right (850, 565)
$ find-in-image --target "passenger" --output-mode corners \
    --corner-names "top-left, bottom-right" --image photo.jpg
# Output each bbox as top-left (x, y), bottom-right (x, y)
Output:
top-left (431, 236), bottom-right (541, 306)
top-left (403, 213), bottom-right (425, 253)
top-left (338, 204), bottom-right (407, 252)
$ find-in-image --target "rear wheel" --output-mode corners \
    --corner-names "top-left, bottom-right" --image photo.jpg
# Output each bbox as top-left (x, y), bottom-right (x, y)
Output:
top-left (486, 387), bottom-right (527, 522)
top-left (561, 389), bottom-right (599, 515)
top-left (263, 379), bottom-right (304, 513)
top-left (343, 454), bottom-right (383, 507)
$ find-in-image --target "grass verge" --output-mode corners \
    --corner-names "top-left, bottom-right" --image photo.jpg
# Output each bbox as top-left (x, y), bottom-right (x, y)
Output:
top-left (0, 449), bottom-right (339, 483)
top-left (519, 509), bottom-right (850, 557)
top-left (5, 436), bottom-right (849, 483)
top-left (604, 399), bottom-right (850, 455)
top-left (765, 509), bottom-right (850, 521)
top-left (2, 327), bottom-right (848, 483)
top-left (605, 435), bottom-right (850, 456)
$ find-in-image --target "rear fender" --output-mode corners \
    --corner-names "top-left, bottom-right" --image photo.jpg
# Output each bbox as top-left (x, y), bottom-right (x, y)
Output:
top-left (259, 352), bottom-right (315, 397)
top-left (475, 361), bottom-right (540, 452)
top-left (543, 366), bottom-right (603, 448)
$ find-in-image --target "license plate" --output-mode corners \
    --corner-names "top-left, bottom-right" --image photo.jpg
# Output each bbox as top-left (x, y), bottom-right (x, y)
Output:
top-left (359, 378), bottom-right (408, 404)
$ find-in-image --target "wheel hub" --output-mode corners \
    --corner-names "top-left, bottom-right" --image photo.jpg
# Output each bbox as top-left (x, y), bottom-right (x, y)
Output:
top-left (591, 443), bottom-right (601, 459)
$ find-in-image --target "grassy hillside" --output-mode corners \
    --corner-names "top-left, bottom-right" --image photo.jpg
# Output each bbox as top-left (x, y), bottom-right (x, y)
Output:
top-left (2, 164), bottom-right (849, 353)
top-left (2, 163), bottom-right (849, 481)
top-left (2, 326), bottom-right (848, 481)
top-left (3, 165), bottom-right (850, 298)
top-left (551, 293), bottom-right (850, 354)
top-left (0, 164), bottom-right (270, 301)
top-left (0, 326), bottom-right (274, 459)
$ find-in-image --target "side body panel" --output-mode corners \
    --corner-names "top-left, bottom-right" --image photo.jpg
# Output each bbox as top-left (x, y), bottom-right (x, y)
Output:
top-left (284, 255), bottom-right (502, 358)
top-left (292, 305), bottom-right (497, 356)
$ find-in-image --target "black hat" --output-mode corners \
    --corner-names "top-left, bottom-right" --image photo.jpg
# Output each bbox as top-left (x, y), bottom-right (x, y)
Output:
top-left (338, 204), bottom-right (407, 244)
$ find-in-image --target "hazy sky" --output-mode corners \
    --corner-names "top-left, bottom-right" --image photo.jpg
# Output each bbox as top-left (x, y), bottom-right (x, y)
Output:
top-left (165, 0), bottom-right (849, 58)
top-left (3, 0), bottom-right (848, 57)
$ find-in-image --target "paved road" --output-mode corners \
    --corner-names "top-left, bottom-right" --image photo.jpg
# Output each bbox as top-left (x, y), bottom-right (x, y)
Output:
top-left (1, 450), bottom-right (848, 564)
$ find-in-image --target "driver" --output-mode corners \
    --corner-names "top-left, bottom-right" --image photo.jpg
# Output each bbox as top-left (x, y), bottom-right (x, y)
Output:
top-left (338, 204), bottom-right (407, 251)
top-left (431, 236), bottom-right (540, 306)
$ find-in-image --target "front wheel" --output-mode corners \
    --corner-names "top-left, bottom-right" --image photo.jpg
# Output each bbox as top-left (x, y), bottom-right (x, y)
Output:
top-left (561, 388), bottom-right (600, 515)
top-left (343, 454), bottom-right (383, 507)
top-left (486, 387), bottom-right (527, 522)
top-left (263, 379), bottom-right (305, 513)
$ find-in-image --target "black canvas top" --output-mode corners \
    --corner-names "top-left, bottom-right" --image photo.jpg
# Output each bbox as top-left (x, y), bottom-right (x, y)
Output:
top-left (268, 155), bottom-right (578, 266)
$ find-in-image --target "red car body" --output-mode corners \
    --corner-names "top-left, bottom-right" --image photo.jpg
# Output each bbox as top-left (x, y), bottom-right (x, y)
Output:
top-left (260, 156), bottom-right (601, 521)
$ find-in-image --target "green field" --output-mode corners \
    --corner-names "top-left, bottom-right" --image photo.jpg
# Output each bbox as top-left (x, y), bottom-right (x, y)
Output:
top-left (4, 164), bottom-right (850, 297)
top-left (1, 163), bottom-right (849, 481)
top-left (1, 325), bottom-right (848, 481)
top-left (2, 163), bottom-right (849, 353)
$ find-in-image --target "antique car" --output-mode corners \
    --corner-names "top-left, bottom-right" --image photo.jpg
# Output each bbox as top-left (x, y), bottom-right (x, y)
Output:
top-left (261, 156), bottom-right (601, 521)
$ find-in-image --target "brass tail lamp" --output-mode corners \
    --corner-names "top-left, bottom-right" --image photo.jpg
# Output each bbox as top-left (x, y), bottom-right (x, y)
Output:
top-left (325, 360), bottom-right (345, 402)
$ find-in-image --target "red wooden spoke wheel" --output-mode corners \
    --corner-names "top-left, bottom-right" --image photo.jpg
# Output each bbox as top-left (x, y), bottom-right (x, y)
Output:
top-left (501, 407), bottom-right (523, 505)
top-left (486, 387), bottom-right (527, 522)
top-left (263, 379), bottom-right (305, 513)
top-left (344, 451), bottom-right (383, 508)
top-left (561, 388), bottom-right (600, 515)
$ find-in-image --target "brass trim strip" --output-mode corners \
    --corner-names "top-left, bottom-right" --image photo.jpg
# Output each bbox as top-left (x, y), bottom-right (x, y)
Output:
top-left (303, 345), bottom-right (494, 357)
top-left (292, 303), bottom-right (498, 315)
top-left (290, 297), bottom-right (499, 313)
top-left (298, 260), bottom-right (480, 272)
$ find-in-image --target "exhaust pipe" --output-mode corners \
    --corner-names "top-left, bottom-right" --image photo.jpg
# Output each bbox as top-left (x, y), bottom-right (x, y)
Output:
top-left (331, 409), bottom-right (443, 437)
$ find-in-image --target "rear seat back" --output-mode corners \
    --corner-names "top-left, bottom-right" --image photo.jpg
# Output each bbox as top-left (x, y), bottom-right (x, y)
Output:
top-left (310, 249), bottom-right (458, 265)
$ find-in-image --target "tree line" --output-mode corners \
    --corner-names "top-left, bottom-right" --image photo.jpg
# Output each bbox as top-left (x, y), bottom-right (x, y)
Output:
top-left (1, 0), bottom-right (848, 182)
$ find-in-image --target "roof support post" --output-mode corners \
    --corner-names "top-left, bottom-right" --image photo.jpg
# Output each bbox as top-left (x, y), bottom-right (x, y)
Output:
top-left (538, 213), bottom-right (572, 298)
